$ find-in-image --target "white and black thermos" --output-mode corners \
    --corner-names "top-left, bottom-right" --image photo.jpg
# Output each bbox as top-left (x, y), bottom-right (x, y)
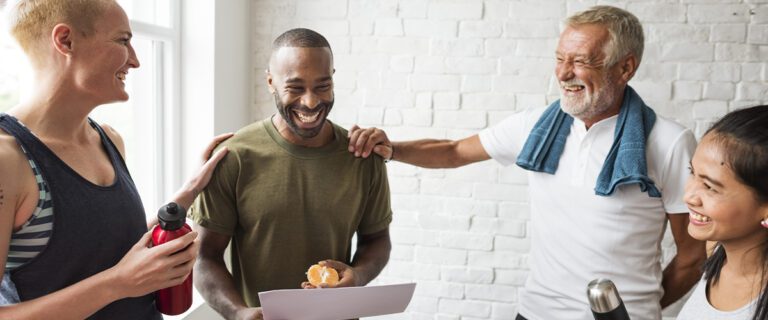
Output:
top-left (587, 279), bottom-right (630, 320)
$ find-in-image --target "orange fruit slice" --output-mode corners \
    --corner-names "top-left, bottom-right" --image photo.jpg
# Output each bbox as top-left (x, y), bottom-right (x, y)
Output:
top-left (306, 264), bottom-right (339, 287)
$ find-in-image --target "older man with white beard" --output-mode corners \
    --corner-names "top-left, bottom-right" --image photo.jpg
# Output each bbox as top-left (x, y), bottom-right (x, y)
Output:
top-left (347, 5), bottom-right (706, 320)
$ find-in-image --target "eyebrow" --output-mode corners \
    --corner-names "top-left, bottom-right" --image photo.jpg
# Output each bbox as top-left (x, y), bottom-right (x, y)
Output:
top-left (690, 162), bottom-right (725, 188)
top-left (117, 31), bottom-right (133, 38)
top-left (554, 51), bottom-right (590, 59)
top-left (285, 76), bottom-right (333, 84)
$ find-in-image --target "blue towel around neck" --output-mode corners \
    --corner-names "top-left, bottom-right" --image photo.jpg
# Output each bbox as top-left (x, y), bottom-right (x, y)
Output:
top-left (515, 86), bottom-right (661, 198)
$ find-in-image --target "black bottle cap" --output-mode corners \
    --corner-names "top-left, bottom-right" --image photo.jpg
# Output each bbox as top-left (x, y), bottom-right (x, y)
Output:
top-left (157, 202), bottom-right (186, 230)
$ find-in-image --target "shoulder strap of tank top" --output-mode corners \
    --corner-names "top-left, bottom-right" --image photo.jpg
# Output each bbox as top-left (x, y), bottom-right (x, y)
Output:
top-left (0, 114), bottom-right (39, 153)
top-left (87, 118), bottom-right (129, 170)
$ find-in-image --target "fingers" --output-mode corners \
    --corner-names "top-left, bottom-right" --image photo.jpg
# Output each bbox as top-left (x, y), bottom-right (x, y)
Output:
top-left (300, 281), bottom-right (316, 289)
top-left (335, 275), bottom-right (356, 288)
top-left (152, 231), bottom-right (198, 256)
top-left (146, 216), bottom-right (158, 230)
top-left (348, 124), bottom-right (360, 137)
top-left (202, 132), bottom-right (234, 161)
top-left (373, 144), bottom-right (393, 160)
top-left (202, 147), bottom-right (229, 170)
top-left (348, 125), bottom-right (363, 152)
top-left (318, 259), bottom-right (349, 271)
top-left (362, 134), bottom-right (385, 158)
top-left (348, 127), bottom-right (390, 159)
top-left (133, 229), bottom-right (154, 249)
top-left (353, 129), bottom-right (373, 156)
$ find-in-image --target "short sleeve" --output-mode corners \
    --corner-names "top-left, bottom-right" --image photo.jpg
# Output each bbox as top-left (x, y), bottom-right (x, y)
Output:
top-left (659, 129), bottom-right (697, 214)
top-left (478, 108), bottom-right (542, 167)
top-left (357, 157), bottom-right (392, 235)
top-left (188, 147), bottom-right (240, 236)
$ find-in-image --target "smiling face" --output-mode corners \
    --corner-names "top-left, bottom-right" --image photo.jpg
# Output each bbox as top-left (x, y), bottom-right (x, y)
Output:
top-left (684, 133), bottom-right (768, 247)
top-left (555, 24), bottom-right (627, 125)
top-left (71, 2), bottom-right (139, 103)
top-left (267, 46), bottom-right (334, 144)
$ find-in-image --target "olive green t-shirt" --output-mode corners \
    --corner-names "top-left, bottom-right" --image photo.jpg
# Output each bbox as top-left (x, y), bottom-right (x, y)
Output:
top-left (190, 118), bottom-right (392, 307)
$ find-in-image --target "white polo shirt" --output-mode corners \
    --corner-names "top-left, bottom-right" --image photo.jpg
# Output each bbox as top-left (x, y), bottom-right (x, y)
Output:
top-left (479, 106), bottom-right (696, 320)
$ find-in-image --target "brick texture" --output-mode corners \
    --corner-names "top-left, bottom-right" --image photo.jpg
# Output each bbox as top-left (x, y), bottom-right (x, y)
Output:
top-left (249, 1), bottom-right (768, 319)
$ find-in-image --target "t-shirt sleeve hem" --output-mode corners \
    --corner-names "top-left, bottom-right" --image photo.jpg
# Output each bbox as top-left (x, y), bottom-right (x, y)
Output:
top-left (664, 206), bottom-right (689, 215)
top-left (357, 214), bottom-right (392, 236)
top-left (190, 216), bottom-right (235, 236)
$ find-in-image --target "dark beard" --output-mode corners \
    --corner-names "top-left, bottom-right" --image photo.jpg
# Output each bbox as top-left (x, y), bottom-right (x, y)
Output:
top-left (273, 92), bottom-right (335, 139)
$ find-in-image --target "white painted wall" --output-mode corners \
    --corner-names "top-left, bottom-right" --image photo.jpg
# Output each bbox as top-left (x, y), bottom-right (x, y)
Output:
top-left (244, 1), bottom-right (768, 319)
top-left (180, 0), bottom-right (249, 319)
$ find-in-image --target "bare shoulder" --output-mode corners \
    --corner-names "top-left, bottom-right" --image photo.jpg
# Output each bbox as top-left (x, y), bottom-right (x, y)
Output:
top-left (98, 124), bottom-right (126, 158)
top-left (0, 130), bottom-right (31, 215)
top-left (0, 130), bottom-right (27, 184)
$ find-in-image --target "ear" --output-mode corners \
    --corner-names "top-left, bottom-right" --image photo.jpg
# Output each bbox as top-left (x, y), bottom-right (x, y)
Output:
top-left (51, 23), bottom-right (74, 56)
top-left (617, 54), bottom-right (638, 84)
top-left (266, 69), bottom-right (276, 94)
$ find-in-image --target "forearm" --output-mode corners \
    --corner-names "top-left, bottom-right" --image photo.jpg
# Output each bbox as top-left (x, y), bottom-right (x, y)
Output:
top-left (660, 256), bottom-right (703, 308)
top-left (393, 139), bottom-right (475, 168)
top-left (0, 269), bottom-right (121, 319)
top-left (195, 258), bottom-right (250, 319)
top-left (350, 232), bottom-right (391, 286)
top-left (170, 184), bottom-right (199, 211)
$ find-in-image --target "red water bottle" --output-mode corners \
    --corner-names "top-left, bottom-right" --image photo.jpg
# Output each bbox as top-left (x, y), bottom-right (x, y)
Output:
top-left (152, 202), bottom-right (193, 315)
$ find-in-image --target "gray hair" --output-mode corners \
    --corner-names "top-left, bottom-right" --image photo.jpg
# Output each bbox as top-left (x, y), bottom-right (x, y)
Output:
top-left (565, 5), bottom-right (644, 67)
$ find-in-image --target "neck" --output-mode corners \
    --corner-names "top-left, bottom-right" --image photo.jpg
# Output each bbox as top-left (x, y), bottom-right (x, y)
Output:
top-left (7, 73), bottom-right (97, 142)
top-left (581, 98), bottom-right (622, 130)
top-left (271, 114), bottom-right (334, 148)
top-left (720, 235), bottom-right (768, 279)
top-left (579, 85), bottom-right (627, 130)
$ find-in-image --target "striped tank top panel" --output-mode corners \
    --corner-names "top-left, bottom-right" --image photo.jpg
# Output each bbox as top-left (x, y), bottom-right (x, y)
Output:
top-left (5, 143), bottom-right (53, 271)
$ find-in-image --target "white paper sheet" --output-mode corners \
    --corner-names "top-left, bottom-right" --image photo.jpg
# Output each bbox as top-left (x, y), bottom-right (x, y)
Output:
top-left (258, 283), bottom-right (416, 320)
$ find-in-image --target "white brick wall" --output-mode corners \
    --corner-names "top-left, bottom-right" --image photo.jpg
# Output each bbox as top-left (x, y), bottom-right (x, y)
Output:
top-left (249, 1), bottom-right (768, 319)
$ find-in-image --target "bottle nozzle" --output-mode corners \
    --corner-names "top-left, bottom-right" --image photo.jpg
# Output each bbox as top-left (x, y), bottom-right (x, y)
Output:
top-left (157, 202), bottom-right (186, 230)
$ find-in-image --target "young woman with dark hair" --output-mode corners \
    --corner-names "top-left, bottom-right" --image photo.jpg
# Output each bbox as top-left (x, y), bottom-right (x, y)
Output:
top-left (677, 105), bottom-right (768, 320)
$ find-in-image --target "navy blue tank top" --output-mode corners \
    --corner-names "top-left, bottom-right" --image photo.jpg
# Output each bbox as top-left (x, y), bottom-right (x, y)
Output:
top-left (0, 114), bottom-right (161, 320)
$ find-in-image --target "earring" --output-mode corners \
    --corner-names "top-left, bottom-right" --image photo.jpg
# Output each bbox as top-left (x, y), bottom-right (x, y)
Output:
top-left (762, 219), bottom-right (768, 229)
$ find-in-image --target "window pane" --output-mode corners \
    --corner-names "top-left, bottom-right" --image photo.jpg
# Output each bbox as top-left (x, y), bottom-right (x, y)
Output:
top-left (90, 37), bottom-right (161, 216)
top-left (117, 0), bottom-right (172, 28)
top-left (0, 38), bottom-right (30, 113)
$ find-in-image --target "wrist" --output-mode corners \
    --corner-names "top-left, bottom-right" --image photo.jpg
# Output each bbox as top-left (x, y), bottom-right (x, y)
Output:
top-left (171, 184), bottom-right (198, 210)
top-left (100, 267), bottom-right (127, 301)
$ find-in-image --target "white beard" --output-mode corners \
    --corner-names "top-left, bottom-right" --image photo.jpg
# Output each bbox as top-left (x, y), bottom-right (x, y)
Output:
top-left (560, 74), bottom-right (618, 121)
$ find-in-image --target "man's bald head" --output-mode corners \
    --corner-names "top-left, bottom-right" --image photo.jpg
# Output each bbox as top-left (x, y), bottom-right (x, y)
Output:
top-left (269, 28), bottom-right (332, 71)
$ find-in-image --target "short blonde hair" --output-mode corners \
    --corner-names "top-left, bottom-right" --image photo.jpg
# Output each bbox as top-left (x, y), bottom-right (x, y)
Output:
top-left (5, 0), bottom-right (114, 61)
top-left (565, 5), bottom-right (644, 67)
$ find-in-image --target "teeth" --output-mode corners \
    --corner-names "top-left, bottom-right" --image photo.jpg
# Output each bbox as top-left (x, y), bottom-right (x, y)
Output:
top-left (117, 72), bottom-right (126, 81)
top-left (295, 111), bottom-right (320, 123)
top-left (690, 212), bottom-right (711, 223)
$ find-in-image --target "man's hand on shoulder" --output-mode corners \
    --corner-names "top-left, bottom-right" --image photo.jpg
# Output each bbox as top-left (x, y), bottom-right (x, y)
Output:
top-left (348, 125), bottom-right (393, 160)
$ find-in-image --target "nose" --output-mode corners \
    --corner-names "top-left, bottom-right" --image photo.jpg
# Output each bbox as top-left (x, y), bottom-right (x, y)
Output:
top-left (556, 60), bottom-right (573, 82)
top-left (683, 179), bottom-right (701, 208)
top-left (301, 91), bottom-right (320, 109)
top-left (128, 44), bottom-right (140, 69)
